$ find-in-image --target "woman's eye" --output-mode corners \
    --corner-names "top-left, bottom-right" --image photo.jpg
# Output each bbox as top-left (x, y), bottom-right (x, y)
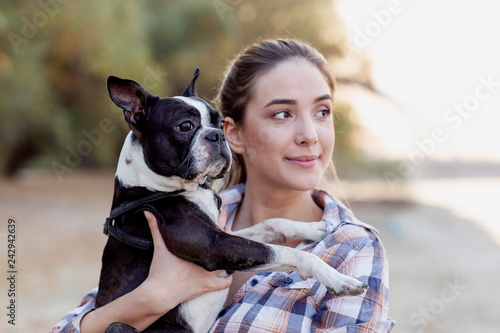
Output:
top-left (316, 109), bottom-right (331, 118)
top-left (178, 121), bottom-right (194, 132)
top-left (272, 111), bottom-right (292, 119)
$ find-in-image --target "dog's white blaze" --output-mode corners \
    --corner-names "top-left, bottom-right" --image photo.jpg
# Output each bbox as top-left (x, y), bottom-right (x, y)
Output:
top-left (173, 96), bottom-right (230, 181)
top-left (116, 132), bottom-right (200, 191)
top-left (173, 96), bottom-right (227, 179)
top-left (173, 96), bottom-right (211, 128)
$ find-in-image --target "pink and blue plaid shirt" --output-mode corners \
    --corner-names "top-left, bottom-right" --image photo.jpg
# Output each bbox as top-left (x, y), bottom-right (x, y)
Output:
top-left (51, 184), bottom-right (395, 332)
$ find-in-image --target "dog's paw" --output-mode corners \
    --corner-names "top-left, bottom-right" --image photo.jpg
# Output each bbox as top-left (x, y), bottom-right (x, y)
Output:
top-left (260, 218), bottom-right (327, 243)
top-left (300, 221), bottom-right (327, 242)
top-left (233, 219), bottom-right (327, 244)
top-left (274, 232), bottom-right (287, 243)
top-left (306, 255), bottom-right (368, 296)
top-left (325, 277), bottom-right (369, 296)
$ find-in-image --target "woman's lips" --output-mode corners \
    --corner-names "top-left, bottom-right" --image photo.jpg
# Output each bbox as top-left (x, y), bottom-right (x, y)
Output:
top-left (285, 155), bottom-right (319, 168)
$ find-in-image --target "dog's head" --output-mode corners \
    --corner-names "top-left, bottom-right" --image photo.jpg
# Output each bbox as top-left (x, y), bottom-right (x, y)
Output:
top-left (108, 69), bottom-right (231, 186)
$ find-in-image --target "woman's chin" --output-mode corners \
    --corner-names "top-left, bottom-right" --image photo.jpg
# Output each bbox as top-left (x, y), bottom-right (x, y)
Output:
top-left (287, 175), bottom-right (322, 192)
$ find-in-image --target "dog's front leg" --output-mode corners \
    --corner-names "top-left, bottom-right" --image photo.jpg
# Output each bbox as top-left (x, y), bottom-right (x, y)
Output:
top-left (233, 218), bottom-right (327, 243)
top-left (244, 244), bottom-right (368, 296)
top-left (158, 213), bottom-right (366, 296)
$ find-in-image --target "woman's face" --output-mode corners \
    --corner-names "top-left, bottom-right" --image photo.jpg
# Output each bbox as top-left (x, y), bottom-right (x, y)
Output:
top-left (226, 59), bottom-right (335, 192)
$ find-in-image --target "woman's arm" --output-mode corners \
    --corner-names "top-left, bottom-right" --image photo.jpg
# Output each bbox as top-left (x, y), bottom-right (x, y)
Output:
top-left (52, 211), bottom-right (231, 333)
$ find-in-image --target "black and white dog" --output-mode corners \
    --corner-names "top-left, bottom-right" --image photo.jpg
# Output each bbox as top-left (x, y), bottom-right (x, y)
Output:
top-left (96, 69), bottom-right (368, 333)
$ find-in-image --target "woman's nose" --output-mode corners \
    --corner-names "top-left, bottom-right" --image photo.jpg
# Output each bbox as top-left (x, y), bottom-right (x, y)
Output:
top-left (295, 117), bottom-right (318, 146)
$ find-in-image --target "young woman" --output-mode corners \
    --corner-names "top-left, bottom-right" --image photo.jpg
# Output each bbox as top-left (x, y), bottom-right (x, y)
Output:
top-left (51, 39), bottom-right (395, 332)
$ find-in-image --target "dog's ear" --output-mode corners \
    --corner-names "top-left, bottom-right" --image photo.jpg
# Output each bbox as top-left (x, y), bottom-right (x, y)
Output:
top-left (107, 76), bottom-right (156, 139)
top-left (181, 68), bottom-right (200, 97)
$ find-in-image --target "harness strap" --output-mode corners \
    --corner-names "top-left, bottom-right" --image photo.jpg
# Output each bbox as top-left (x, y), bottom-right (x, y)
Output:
top-left (108, 190), bottom-right (183, 221)
top-left (103, 187), bottom-right (222, 251)
top-left (104, 216), bottom-right (155, 250)
top-left (103, 190), bottom-right (183, 251)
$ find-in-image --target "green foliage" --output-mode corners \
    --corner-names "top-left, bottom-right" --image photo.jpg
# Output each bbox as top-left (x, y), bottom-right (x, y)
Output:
top-left (0, 0), bottom-right (360, 176)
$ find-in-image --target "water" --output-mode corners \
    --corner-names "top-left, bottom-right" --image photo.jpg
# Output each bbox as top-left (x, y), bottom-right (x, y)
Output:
top-left (410, 177), bottom-right (500, 245)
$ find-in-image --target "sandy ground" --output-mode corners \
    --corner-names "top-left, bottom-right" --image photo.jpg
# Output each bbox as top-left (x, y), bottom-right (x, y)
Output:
top-left (0, 170), bottom-right (499, 332)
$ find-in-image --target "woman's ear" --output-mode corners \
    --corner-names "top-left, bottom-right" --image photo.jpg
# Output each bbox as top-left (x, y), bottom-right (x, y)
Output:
top-left (224, 117), bottom-right (246, 154)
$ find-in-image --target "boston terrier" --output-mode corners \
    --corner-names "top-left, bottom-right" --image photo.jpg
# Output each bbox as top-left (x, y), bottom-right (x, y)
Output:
top-left (96, 69), bottom-right (368, 333)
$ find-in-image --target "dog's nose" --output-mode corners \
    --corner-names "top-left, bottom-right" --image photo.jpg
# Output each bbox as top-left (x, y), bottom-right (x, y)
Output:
top-left (206, 130), bottom-right (224, 143)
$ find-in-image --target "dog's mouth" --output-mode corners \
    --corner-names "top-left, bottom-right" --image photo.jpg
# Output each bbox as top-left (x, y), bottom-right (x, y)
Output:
top-left (211, 156), bottom-right (231, 179)
top-left (205, 155), bottom-right (231, 178)
top-left (182, 153), bottom-right (231, 183)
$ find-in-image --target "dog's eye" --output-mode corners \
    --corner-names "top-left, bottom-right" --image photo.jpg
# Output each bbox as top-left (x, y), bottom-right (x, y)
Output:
top-left (219, 119), bottom-right (225, 129)
top-left (178, 121), bottom-right (194, 132)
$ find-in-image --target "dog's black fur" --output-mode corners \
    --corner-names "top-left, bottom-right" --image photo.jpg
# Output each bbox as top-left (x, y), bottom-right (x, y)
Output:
top-left (97, 181), bottom-right (274, 332)
top-left (96, 70), bottom-right (276, 332)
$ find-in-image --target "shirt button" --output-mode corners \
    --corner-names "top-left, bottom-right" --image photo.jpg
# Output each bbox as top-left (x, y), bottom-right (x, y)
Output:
top-left (250, 279), bottom-right (259, 286)
top-left (284, 276), bottom-right (293, 284)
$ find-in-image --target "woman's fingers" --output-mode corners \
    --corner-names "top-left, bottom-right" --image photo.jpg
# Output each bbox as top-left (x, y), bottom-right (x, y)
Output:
top-left (144, 211), bottom-right (159, 236)
top-left (144, 210), bottom-right (168, 253)
top-left (217, 209), bottom-right (227, 229)
top-left (143, 209), bottom-right (232, 299)
top-left (206, 271), bottom-right (232, 291)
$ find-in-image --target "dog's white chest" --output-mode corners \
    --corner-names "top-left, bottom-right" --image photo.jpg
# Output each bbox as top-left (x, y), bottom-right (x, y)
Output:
top-left (181, 188), bottom-right (220, 223)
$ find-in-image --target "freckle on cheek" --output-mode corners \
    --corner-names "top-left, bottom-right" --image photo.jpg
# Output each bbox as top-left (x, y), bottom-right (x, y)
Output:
top-left (257, 128), bottom-right (274, 144)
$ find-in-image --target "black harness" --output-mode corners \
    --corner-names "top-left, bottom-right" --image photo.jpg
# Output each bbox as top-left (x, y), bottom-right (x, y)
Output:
top-left (103, 188), bottom-right (222, 251)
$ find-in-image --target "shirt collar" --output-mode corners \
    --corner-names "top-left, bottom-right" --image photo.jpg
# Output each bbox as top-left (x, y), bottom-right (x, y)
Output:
top-left (219, 184), bottom-right (378, 235)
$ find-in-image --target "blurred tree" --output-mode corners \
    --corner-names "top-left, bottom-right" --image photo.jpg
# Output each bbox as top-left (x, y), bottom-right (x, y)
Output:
top-left (0, 0), bottom-right (371, 177)
top-left (0, 0), bottom-right (154, 176)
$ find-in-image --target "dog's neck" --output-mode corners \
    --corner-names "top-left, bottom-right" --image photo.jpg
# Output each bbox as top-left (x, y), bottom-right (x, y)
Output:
top-left (115, 132), bottom-right (204, 192)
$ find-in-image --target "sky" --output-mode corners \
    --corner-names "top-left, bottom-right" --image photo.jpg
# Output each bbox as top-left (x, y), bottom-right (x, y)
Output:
top-left (336, 0), bottom-right (500, 162)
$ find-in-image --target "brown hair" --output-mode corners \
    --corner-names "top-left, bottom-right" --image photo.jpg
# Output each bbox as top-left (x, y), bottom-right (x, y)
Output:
top-left (213, 39), bottom-right (336, 191)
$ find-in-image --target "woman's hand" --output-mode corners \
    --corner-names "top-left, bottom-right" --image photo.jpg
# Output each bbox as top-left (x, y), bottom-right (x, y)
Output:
top-left (140, 210), bottom-right (232, 316)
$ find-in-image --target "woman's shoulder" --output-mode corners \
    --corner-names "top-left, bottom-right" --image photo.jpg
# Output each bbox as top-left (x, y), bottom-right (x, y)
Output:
top-left (326, 213), bottom-right (383, 254)
top-left (314, 188), bottom-right (378, 234)
top-left (308, 216), bottom-right (387, 276)
top-left (330, 222), bottom-right (381, 251)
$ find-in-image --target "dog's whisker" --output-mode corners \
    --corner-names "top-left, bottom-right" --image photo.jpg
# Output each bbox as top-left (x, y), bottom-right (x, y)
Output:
top-left (172, 152), bottom-right (194, 175)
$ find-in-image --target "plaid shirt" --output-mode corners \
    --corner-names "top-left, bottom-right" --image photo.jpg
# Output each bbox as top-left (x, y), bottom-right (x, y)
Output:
top-left (51, 184), bottom-right (395, 333)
